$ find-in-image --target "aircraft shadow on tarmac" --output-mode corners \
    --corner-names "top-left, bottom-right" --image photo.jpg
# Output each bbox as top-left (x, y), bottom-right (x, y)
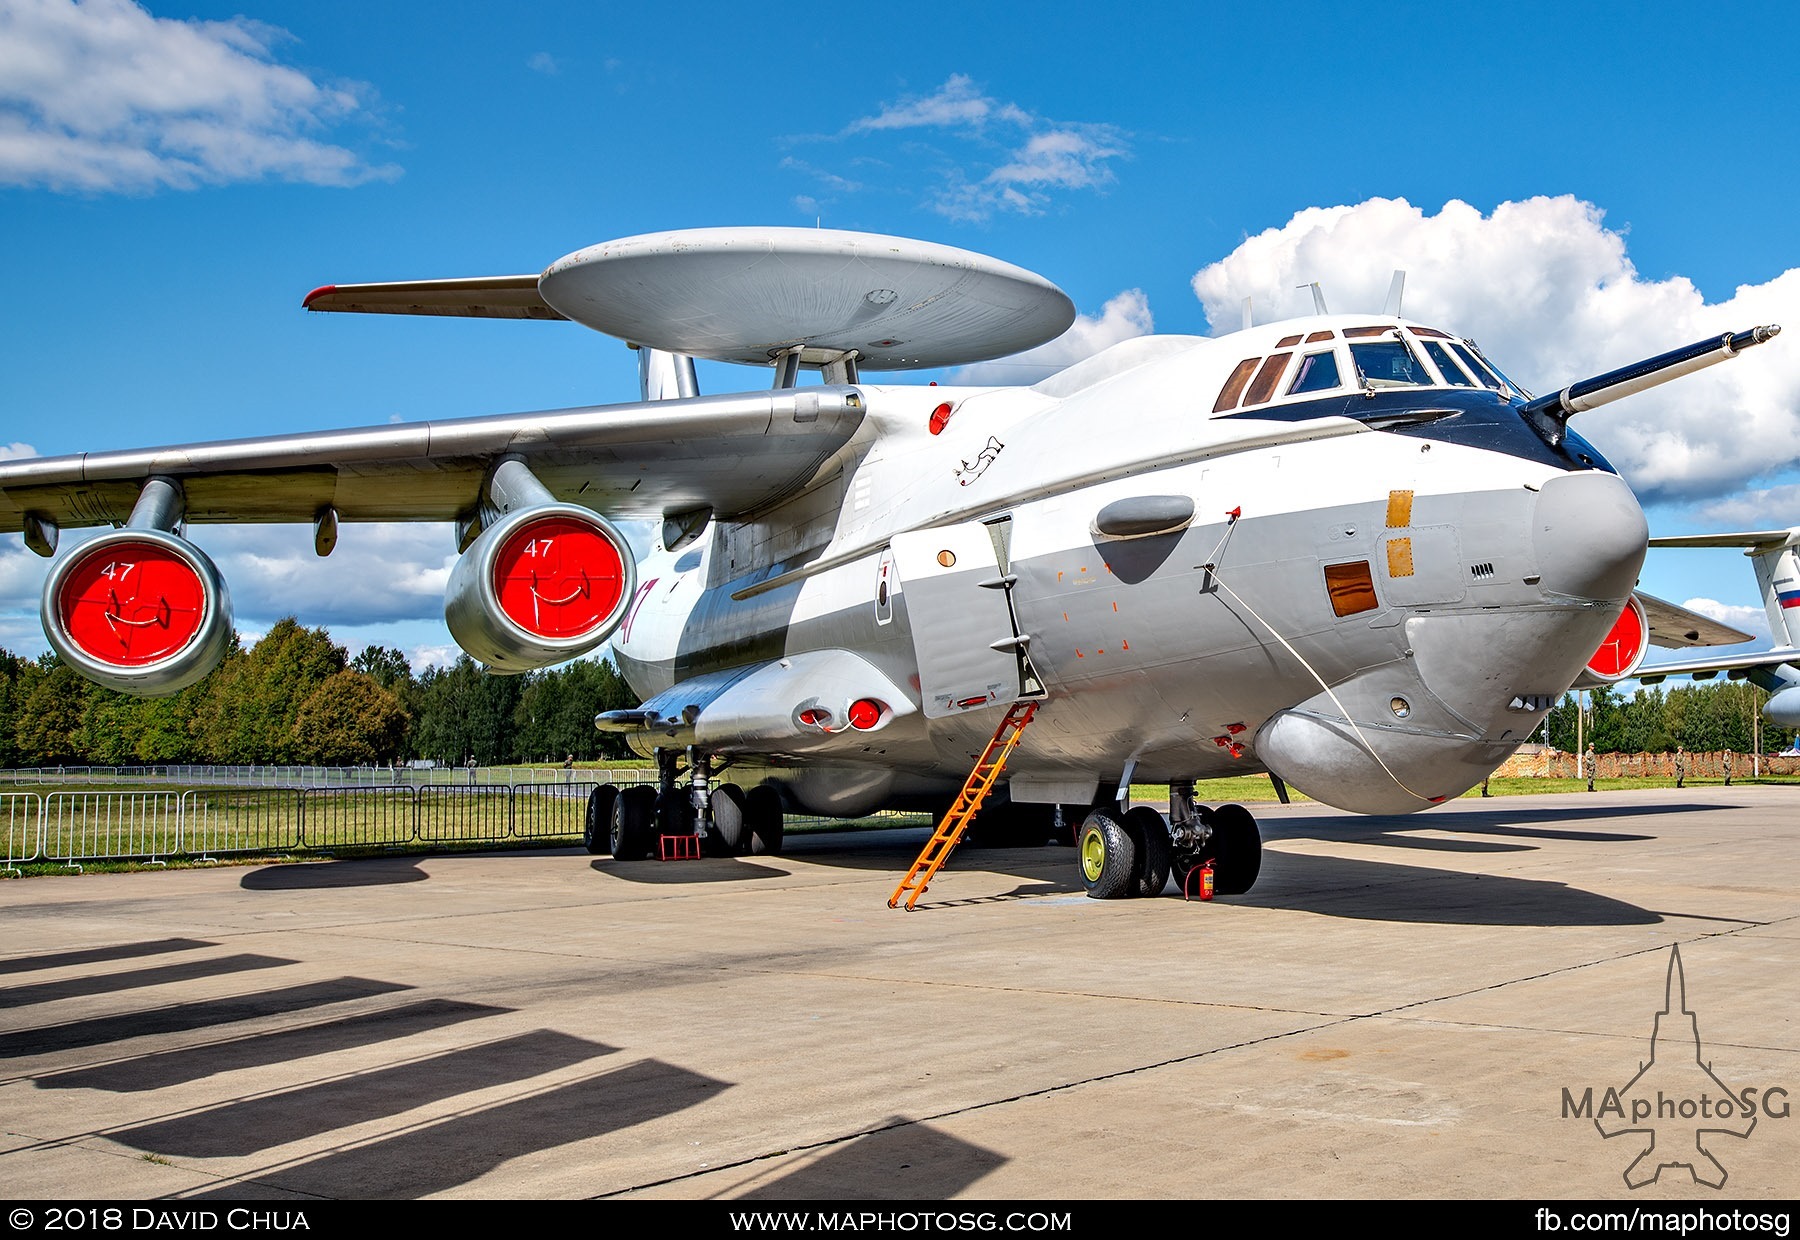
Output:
top-left (733, 1117), bottom-right (1006, 1200)
top-left (660, 820), bottom-right (1665, 927)
top-left (239, 858), bottom-right (429, 889)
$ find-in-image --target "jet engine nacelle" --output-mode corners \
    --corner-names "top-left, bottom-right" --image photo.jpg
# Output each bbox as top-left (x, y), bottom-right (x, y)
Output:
top-left (445, 504), bottom-right (636, 674)
top-left (1764, 686), bottom-right (1800, 728)
top-left (41, 528), bottom-right (234, 696)
top-left (1572, 593), bottom-right (1650, 688)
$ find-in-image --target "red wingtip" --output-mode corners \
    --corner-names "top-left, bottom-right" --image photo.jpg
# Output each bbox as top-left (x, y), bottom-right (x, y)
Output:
top-left (302, 284), bottom-right (338, 309)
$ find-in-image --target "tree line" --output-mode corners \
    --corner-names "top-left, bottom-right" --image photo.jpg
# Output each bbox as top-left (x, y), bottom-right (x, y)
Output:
top-left (1542, 681), bottom-right (1796, 754)
top-left (0, 617), bottom-right (641, 768)
top-left (5, 623), bottom-right (1792, 769)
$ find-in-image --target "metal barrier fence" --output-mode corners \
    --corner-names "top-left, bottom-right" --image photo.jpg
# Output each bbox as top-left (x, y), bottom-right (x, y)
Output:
top-left (2, 776), bottom-right (934, 871)
top-left (4, 792), bottom-right (39, 874)
top-left (0, 764), bottom-right (654, 788)
top-left (2, 781), bottom-right (627, 868)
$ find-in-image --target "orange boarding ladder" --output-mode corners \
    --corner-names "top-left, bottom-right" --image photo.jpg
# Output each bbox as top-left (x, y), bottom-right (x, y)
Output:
top-left (888, 700), bottom-right (1039, 911)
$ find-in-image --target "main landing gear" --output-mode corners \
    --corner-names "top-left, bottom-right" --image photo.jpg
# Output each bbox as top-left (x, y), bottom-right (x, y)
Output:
top-left (1077, 782), bottom-right (1261, 900)
top-left (582, 746), bottom-right (785, 861)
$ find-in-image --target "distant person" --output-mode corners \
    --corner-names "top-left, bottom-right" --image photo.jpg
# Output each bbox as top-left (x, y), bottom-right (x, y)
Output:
top-left (564, 753), bottom-right (575, 783)
top-left (1723, 748), bottom-right (1733, 786)
top-left (1585, 744), bottom-right (1596, 793)
top-left (1674, 745), bottom-right (1686, 789)
top-left (467, 754), bottom-right (478, 785)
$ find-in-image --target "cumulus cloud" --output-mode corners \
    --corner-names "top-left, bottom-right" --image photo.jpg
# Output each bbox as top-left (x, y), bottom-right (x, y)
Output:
top-left (1692, 485), bottom-right (1800, 529)
top-left (827, 75), bottom-right (1127, 221)
top-left (0, 0), bottom-right (398, 192)
top-left (950, 289), bottom-right (1154, 385)
top-left (1677, 597), bottom-right (1772, 646)
top-left (1190, 196), bottom-right (1800, 504)
top-left (198, 523), bottom-right (455, 626)
top-left (0, 442), bottom-right (38, 460)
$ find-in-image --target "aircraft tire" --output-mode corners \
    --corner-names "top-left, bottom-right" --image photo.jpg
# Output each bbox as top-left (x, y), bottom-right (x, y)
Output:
top-left (584, 784), bottom-right (619, 855)
top-left (610, 785), bottom-right (656, 861)
top-left (1123, 805), bottom-right (1172, 897)
top-left (1078, 809), bottom-right (1137, 899)
top-left (709, 783), bottom-right (750, 856)
top-left (746, 784), bottom-right (785, 855)
top-left (1209, 803), bottom-right (1262, 895)
top-left (655, 789), bottom-right (696, 838)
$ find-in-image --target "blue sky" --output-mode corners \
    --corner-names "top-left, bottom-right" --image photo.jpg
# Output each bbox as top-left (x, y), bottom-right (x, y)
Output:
top-left (4, 0), bottom-right (1799, 670)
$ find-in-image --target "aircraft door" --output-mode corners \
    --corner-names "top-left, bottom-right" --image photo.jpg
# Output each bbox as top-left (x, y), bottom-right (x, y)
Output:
top-left (890, 519), bottom-right (1044, 719)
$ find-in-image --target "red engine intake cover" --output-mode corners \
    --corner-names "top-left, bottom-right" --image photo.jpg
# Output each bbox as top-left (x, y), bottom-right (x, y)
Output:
top-left (56, 539), bottom-right (209, 667)
top-left (491, 514), bottom-right (629, 640)
top-left (1585, 594), bottom-right (1649, 681)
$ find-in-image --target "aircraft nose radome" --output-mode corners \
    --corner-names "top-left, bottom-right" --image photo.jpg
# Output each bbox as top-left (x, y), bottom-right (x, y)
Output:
top-left (1532, 472), bottom-right (1647, 603)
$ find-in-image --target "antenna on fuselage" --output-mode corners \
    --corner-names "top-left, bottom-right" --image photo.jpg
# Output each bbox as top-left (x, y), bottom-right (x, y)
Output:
top-left (1299, 282), bottom-right (1329, 315)
top-left (1383, 270), bottom-right (1406, 317)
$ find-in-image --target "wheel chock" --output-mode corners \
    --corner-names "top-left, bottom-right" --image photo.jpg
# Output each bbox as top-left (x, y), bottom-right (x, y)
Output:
top-left (659, 834), bottom-right (701, 861)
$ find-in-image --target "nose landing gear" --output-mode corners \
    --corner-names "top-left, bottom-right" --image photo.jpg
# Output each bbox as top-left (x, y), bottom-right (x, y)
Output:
top-left (1078, 781), bottom-right (1261, 900)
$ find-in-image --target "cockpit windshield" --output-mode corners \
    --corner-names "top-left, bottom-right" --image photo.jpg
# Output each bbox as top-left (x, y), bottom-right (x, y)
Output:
top-left (1350, 339), bottom-right (1432, 388)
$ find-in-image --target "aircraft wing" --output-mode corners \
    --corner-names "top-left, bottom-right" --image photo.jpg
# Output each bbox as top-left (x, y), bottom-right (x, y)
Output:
top-left (1634, 648), bottom-right (1800, 683)
top-left (302, 276), bottom-right (566, 321)
top-left (0, 388), bottom-right (863, 532)
top-left (1635, 591), bottom-right (1756, 648)
top-left (1649, 530), bottom-right (1797, 552)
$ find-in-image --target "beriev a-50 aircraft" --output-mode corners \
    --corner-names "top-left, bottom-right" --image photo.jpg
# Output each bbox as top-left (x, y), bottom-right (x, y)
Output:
top-left (0, 227), bottom-right (1781, 900)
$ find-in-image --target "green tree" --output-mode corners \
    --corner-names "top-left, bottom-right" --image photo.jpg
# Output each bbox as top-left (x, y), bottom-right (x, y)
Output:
top-left (513, 656), bottom-right (639, 762)
top-left (12, 658), bottom-right (89, 766)
top-left (0, 648), bottom-right (24, 767)
top-left (292, 671), bottom-right (410, 765)
top-left (189, 618), bottom-right (345, 763)
top-left (351, 645), bottom-right (413, 691)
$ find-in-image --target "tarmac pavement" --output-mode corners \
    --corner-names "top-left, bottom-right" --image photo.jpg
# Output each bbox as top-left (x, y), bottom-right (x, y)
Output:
top-left (2, 786), bottom-right (1797, 1202)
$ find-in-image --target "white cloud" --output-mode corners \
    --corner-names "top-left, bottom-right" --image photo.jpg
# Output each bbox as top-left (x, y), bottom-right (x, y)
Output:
top-left (527, 51), bottom-right (558, 76)
top-left (198, 523), bottom-right (455, 626)
top-left (1190, 196), bottom-right (1800, 504)
top-left (1692, 485), bottom-right (1800, 529)
top-left (950, 289), bottom-right (1154, 385)
top-left (407, 643), bottom-right (460, 671)
top-left (0, 442), bottom-right (38, 460)
top-left (1677, 598), bottom-right (1773, 646)
top-left (831, 75), bottom-right (1126, 222)
top-left (0, 0), bottom-right (398, 192)
top-left (846, 74), bottom-right (1030, 133)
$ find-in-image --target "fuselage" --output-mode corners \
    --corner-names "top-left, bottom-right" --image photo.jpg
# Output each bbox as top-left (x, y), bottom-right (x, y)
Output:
top-left (611, 315), bottom-right (1648, 816)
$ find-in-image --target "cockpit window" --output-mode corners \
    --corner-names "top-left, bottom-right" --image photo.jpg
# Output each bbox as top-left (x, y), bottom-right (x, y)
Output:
top-left (1421, 341), bottom-right (1476, 387)
top-left (1350, 339), bottom-right (1432, 388)
top-left (1213, 357), bottom-right (1260, 412)
top-left (1242, 352), bottom-right (1293, 405)
top-left (1288, 350), bottom-right (1343, 394)
top-left (1449, 342), bottom-right (1507, 393)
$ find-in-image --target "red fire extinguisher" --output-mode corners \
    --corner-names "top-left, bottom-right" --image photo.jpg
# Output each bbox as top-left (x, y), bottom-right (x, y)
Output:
top-left (1199, 861), bottom-right (1215, 901)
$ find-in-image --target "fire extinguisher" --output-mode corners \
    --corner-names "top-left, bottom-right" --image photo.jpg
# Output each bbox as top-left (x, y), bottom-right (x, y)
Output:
top-left (1199, 861), bottom-right (1215, 901)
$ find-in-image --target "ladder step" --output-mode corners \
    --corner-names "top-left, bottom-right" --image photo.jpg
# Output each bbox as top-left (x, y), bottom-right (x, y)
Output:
top-left (888, 699), bottom-right (1040, 911)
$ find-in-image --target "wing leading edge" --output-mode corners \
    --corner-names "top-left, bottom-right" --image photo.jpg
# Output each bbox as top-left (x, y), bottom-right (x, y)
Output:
top-left (0, 387), bottom-right (865, 533)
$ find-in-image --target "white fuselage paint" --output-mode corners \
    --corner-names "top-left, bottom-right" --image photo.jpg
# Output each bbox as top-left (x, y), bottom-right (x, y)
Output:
top-left (611, 316), bottom-right (1647, 817)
